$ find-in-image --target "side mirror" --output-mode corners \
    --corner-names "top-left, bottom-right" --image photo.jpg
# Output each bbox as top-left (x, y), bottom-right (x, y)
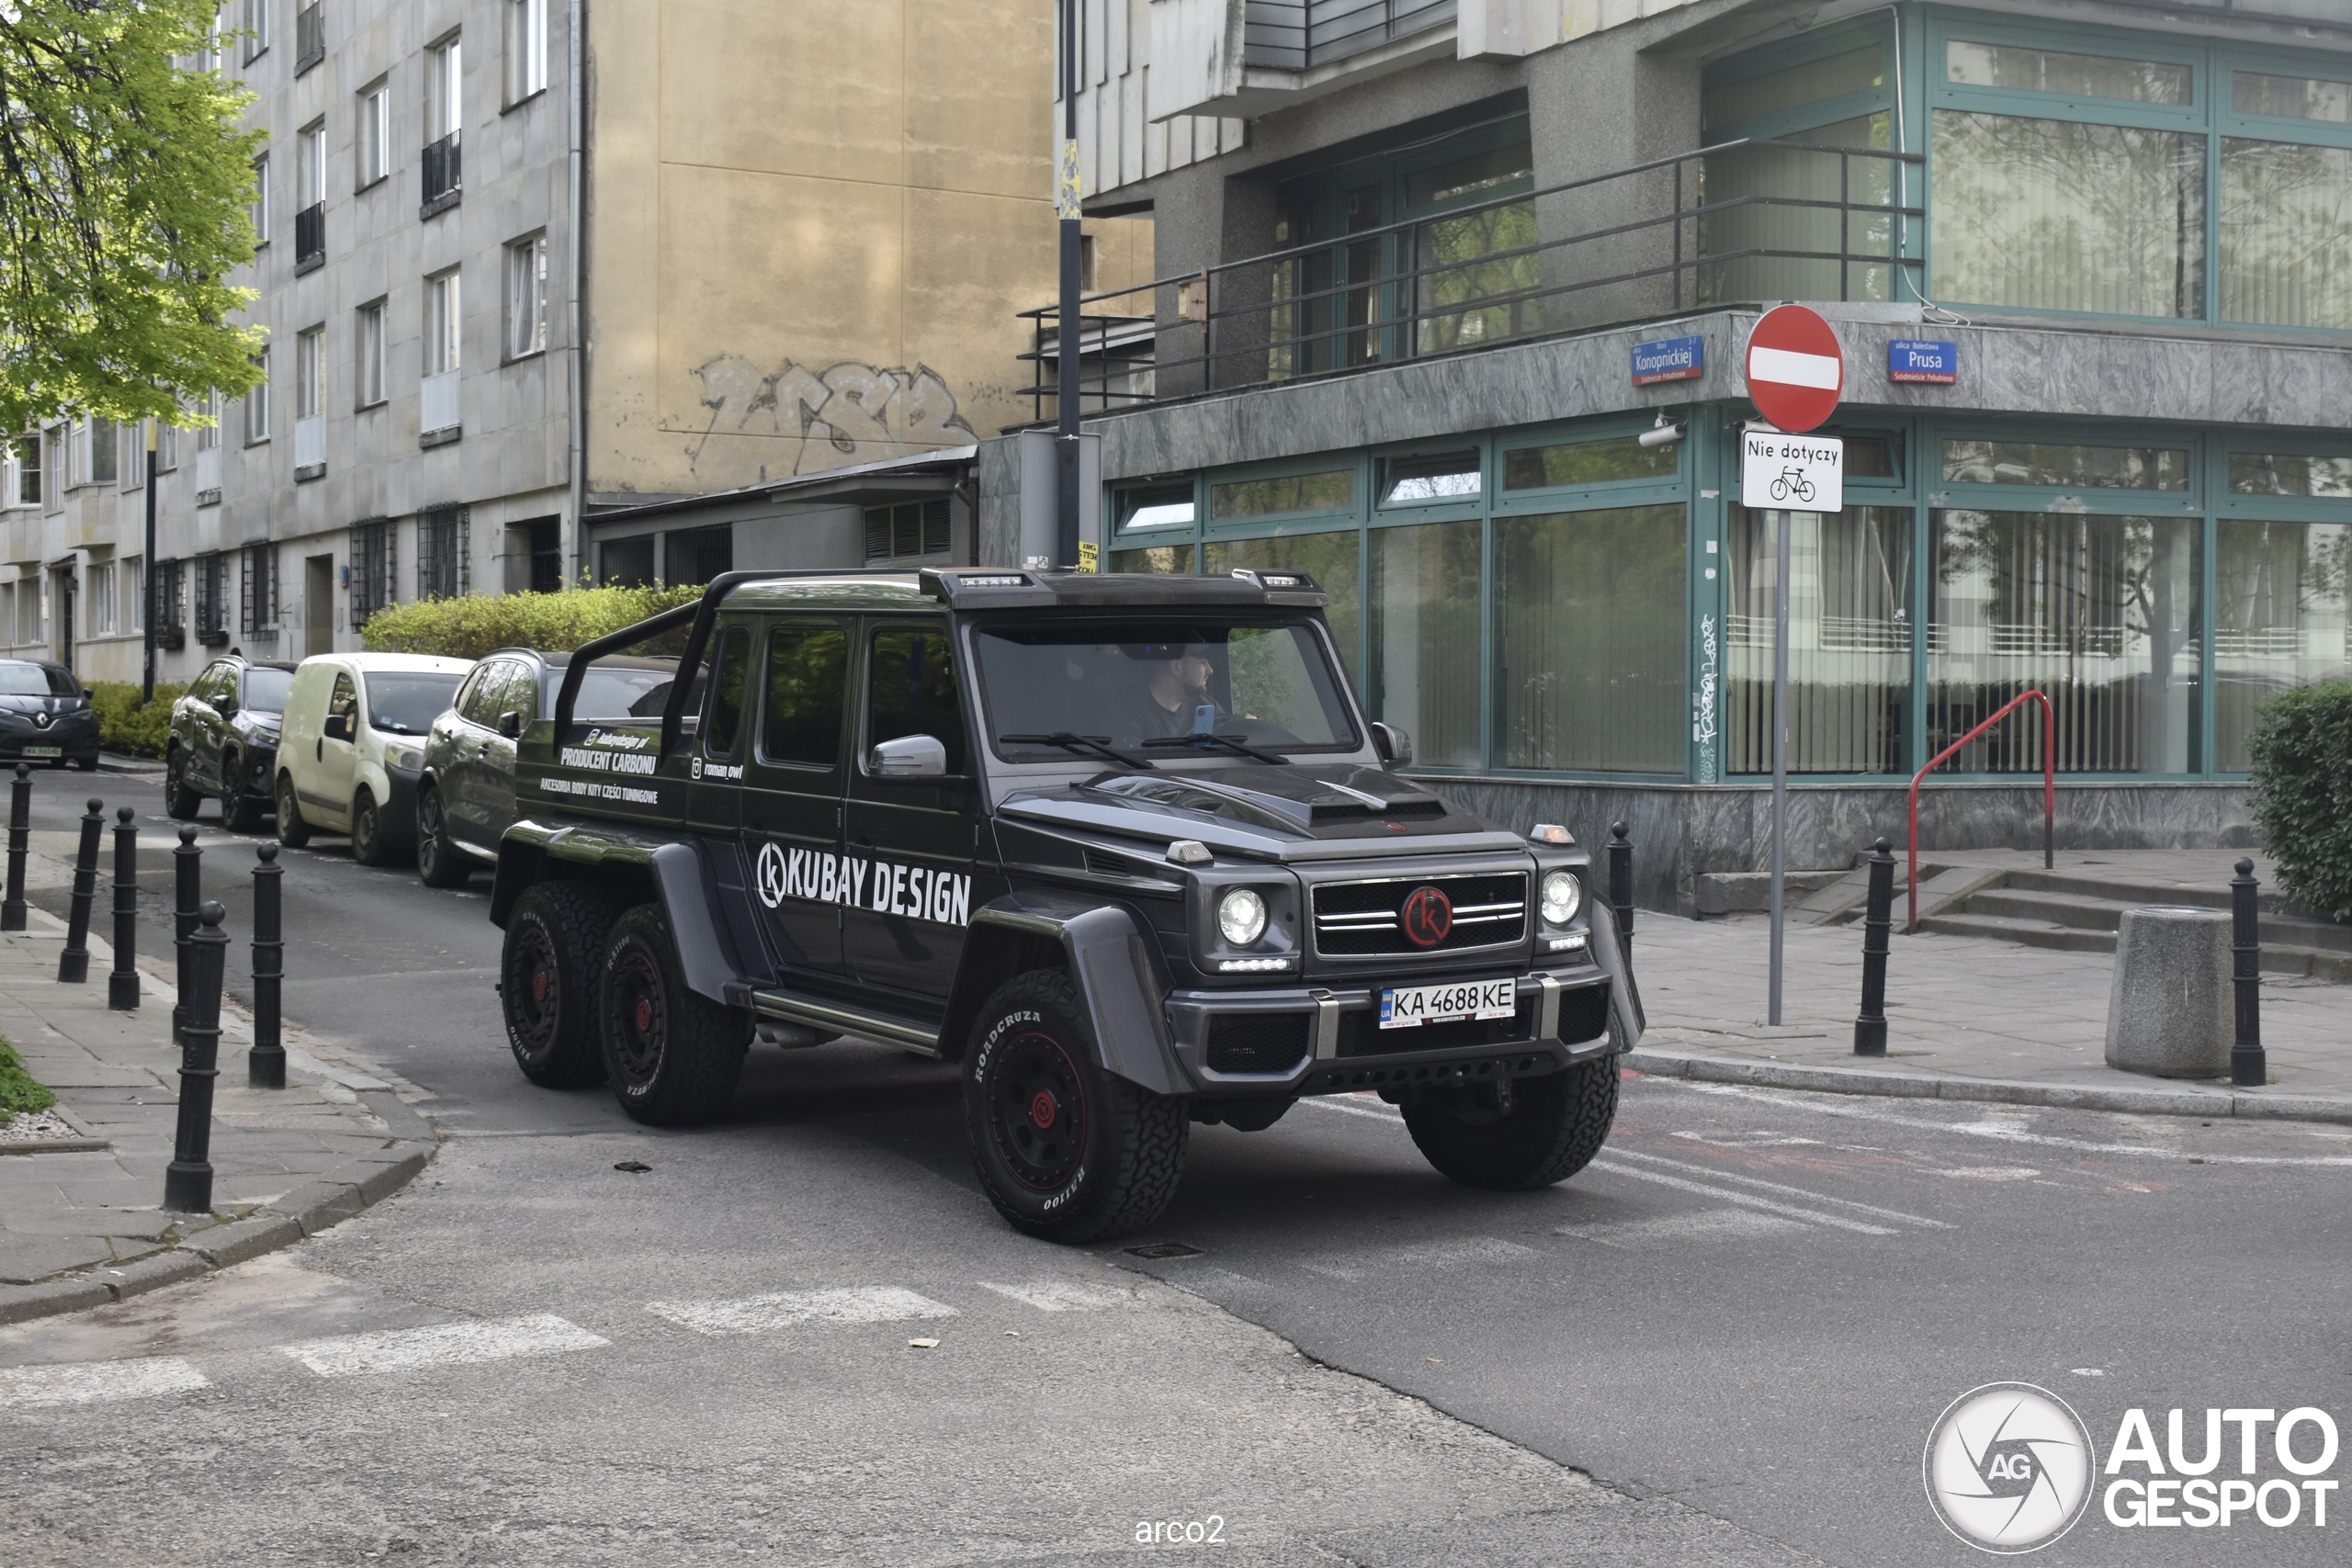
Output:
top-left (80, 688), bottom-right (93, 702)
top-left (1371, 721), bottom-right (1414, 768)
top-left (870, 733), bottom-right (948, 778)
top-left (323, 713), bottom-right (352, 742)
top-left (498, 710), bottom-right (523, 739)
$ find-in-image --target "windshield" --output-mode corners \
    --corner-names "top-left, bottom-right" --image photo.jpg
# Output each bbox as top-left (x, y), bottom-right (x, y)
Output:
top-left (364, 672), bottom-right (464, 736)
top-left (565, 663), bottom-right (685, 720)
top-left (0, 662), bottom-right (71, 697)
top-left (241, 668), bottom-right (294, 714)
top-left (974, 620), bottom-right (1357, 759)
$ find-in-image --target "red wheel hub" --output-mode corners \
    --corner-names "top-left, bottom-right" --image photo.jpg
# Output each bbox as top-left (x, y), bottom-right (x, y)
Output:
top-left (532, 971), bottom-right (548, 1004)
top-left (1029, 1090), bottom-right (1057, 1130)
top-left (635, 998), bottom-right (653, 1032)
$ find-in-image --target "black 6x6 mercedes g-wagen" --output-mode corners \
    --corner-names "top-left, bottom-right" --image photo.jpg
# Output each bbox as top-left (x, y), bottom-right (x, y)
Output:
top-left (489, 569), bottom-right (1642, 1243)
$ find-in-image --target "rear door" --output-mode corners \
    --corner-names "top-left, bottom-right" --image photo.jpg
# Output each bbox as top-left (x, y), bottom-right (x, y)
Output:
top-left (841, 618), bottom-right (978, 1005)
top-left (741, 616), bottom-right (849, 980)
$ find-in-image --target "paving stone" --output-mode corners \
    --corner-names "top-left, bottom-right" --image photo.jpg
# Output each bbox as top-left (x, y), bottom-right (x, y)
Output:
top-left (0, 1233), bottom-right (115, 1284)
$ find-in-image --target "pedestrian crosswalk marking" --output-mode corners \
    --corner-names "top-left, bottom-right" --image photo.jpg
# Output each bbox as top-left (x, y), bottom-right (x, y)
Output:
top-left (645, 1286), bottom-right (956, 1337)
top-left (1588, 1159), bottom-right (1896, 1235)
top-left (1606, 1145), bottom-right (1954, 1229)
top-left (1555, 1209), bottom-right (1808, 1250)
top-left (976, 1280), bottom-right (1128, 1313)
top-left (278, 1314), bottom-right (609, 1378)
top-left (0, 1356), bottom-right (209, 1407)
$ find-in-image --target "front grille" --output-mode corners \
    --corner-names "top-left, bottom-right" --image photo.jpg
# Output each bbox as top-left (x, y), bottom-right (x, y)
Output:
top-left (1312, 872), bottom-right (1527, 957)
top-left (1205, 1012), bottom-right (1311, 1075)
top-left (1338, 1000), bottom-right (1536, 1057)
top-left (1558, 981), bottom-right (1611, 1045)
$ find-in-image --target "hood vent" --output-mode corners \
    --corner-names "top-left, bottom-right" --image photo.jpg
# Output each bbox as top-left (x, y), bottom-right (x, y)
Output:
top-left (1308, 797), bottom-right (1446, 825)
top-left (1083, 849), bottom-right (1136, 878)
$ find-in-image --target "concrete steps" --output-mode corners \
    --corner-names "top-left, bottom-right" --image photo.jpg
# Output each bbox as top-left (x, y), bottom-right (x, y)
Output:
top-left (1907, 871), bottom-right (2352, 981)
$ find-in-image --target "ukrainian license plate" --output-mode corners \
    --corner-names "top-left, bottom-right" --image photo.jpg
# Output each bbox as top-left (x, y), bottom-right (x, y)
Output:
top-left (1379, 977), bottom-right (1515, 1030)
top-left (22, 747), bottom-right (60, 758)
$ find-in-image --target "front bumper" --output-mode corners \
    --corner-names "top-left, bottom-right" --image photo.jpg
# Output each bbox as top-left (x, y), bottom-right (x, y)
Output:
top-left (231, 740), bottom-right (279, 799)
top-left (1165, 963), bottom-right (1618, 1100)
top-left (382, 764), bottom-right (422, 847)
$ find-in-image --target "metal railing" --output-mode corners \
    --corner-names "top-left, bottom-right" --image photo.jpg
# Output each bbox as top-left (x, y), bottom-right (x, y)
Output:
top-left (1245, 0), bottom-right (1455, 71)
top-left (422, 131), bottom-right (461, 206)
top-left (294, 201), bottom-right (324, 269)
top-left (1016, 136), bottom-right (1924, 422)
top-left (1907, 689), bottom-right (2055, 932)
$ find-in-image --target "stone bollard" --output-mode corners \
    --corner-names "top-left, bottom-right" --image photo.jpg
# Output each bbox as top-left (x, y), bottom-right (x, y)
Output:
top-left (2105, 907), bottom-right (2232, 1078)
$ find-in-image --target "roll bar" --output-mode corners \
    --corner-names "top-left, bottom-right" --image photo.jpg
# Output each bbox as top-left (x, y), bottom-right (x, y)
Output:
top-left (551, 570), bottom-right (806, 752)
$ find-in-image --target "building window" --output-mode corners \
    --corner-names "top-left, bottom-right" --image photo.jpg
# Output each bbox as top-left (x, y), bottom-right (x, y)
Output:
top-left (153, 558), bottom-right (185, 638)
top-left (295, 326), bottom-right (326, 473)
top-left (295, 0), bottom-right (322, 70)
top-left (357, 298), bottom-right (386, 407)
top-left (245, 349), bottom-right (270, 444)
top-left (240, 544), bottom-right (278, 635)
top-left (424, 269), bottom-right (461, 377)
top-left (417, 505), bottom-right (468, 600)
top-left (295, 119), bottom-right (326, 268)
top-left (157, 420), bottom-right (177, 472)
top-left (200, 6), bottom-right (224, 72)
top-left (862, 500), bottom-right (951, 564)
top-left (349, 519), bottom-right (394, 624)
top-left (599, 536), bottom-right (654, 587)
top-left (1204, 533), bottom-right (1364, 688)
top-left (73, 419), bottom-right (118, 487)
top-left (16, 574), bottom-right (41, 643)
top-left (1367, 517), bottom-right (1481, 769)
top-left (250, 152), bottom-right (269, 247)
top-left (195, 552), bottom-right (231, 645)
top-left (10, 435), bottom-right (39, 506)
top-left (504, 234), bottom-right (548, 359)
top-left (504, 0), bottom-right (547, 104)
top-left (356, 80), bottom-right (388, 188)
top-left (196, 390), bottom-right (221, 452)
top-left (87, 562), bottom-right (115, 637)
top-left (424, 33), bottom-right (463, 206)
top-left (242, 0), bottom-right (269, 62)
top-left (664, 525), bottom-right (732, 586)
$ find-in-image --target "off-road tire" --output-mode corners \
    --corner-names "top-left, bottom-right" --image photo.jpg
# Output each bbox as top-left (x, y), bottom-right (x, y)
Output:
top-left (501, 881), bottom-right (621, 1089)
top-left (223, 753), bottom-right (267, 833)
top-left (163, 749), bottom-right (202, 820)
top-left (963, 970), bottom-right (1189, 1244)
top-left (415, 785), bottom-right (469, 887)
top-left (1399, 1056), bottom-right (1619, 1191)
top-left (598, 902), bottom-right (750, 1124)
top-left (275, 775), bottom-right (313, 848)
top-left (350, 787), bottom-right (398, 867)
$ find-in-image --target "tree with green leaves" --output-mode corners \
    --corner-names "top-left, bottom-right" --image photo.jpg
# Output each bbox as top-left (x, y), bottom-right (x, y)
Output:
top-left (0, 0), bottom-right (263, 433)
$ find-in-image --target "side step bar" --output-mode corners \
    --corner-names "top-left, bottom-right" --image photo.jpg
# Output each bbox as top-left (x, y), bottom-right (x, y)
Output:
top-left (731, 983), bottom-right (944, 1057)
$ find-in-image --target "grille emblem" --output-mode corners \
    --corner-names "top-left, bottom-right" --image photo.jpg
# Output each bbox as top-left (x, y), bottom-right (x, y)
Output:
top-left (1399, 886), bottom-right (1453, 948)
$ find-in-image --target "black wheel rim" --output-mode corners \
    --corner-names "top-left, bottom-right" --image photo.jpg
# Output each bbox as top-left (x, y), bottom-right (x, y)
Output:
top-left (507, 919), bottom-right (560, 1059)
top-left (607, 943), bottom-right (666, 1087)
top-left (355, 800), bottom-right (377, 849)
top-left (277, 782), bottom-right (296, 821)
top-left (987, 1027), bottom-right (1087, 1192)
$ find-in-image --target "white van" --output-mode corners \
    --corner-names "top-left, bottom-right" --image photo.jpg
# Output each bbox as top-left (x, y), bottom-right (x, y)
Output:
top-left (276, 652), bottom-right (474, 864)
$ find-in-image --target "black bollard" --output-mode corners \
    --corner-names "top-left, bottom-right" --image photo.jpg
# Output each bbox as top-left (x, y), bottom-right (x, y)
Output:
top-left (1854, 837), bottom-right (1895, 1056)
top-left (57, 798), bottom-right (103, 983)
top-left (173, 825), bottom-right (200, 1046)
top-left (107, 807), bottom-right (140, 1010)
top-left (163, 901), bottom-right (230, 1213)
top-left (2, 762), bottom-right (28, 931)
top-left (250, 843), bottom-right (285, 1089)
top-left (2231, 858), bottom-right (2266, 1089)
top-left (1607, 820), bottom-right (1634, 967)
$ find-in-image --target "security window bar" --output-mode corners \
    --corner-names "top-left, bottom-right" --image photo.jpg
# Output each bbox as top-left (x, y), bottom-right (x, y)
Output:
top-left (195, 553), bottom-right (231, 645)
top-left (417, 506), bottom-right (469, 601)
top-left (862, 499), bottom-right (951, 564)
top-left (152, 559), bottom-right (185, 637)
top-left (348, 521), bottom-right (394, 625)
top-left (1243, 2), bottom-right (1456, 73)
top-left (240, 545), bottom-right (278, 636)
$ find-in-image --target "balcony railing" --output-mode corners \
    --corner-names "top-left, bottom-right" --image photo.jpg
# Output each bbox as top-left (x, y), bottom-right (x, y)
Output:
top-left (194, 445), bottom-right (221, 504)
top-left (421, 369), bottom-right (461, 436)
top-left (1245, 0), bottom-right (1455, 71)
top-left (295, 2), bottom-right (322, 72)
top-left (422, 131), bottom-right (461, 209)
top-left (294, 201), bottom-right (324, 271)
top-left (294, 413), bottom-right (325, 473)
top-left (1017, 136), bottom-right (1926, 420)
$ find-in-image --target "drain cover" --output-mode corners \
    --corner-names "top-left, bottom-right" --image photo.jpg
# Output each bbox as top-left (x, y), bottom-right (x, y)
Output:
top-left (1123, 1241), bottom-right (1204, 1259)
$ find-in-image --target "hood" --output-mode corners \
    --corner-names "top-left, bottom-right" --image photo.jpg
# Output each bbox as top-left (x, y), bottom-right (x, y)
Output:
top-left (998, 762), bottom-right (1528, 862)
top-left (0, 694), bottom-right (85, 720)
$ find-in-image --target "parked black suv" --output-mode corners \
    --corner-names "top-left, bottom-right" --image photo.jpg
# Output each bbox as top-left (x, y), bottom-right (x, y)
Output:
top-left (488, 570), bottom-right (1640, 1243)
top-left (165, 654), bottom-right (297, 830)
top-left (0, 660), bottom-right (99, 771)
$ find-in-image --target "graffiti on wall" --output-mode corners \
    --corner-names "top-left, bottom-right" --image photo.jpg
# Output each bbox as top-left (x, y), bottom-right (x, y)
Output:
top-left (689, 355), bottom-right (978, 476)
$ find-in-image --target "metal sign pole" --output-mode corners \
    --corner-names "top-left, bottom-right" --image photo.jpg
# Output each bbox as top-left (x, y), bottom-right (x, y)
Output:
top-left (1053, 0), bottom-right (1083, 570)
top-left (1769, 508), bottom-right (1792, 1025)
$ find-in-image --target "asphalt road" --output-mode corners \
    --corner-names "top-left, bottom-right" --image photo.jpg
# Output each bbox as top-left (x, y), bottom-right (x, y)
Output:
top-left (6, 772), bottom-right (2348, 1566)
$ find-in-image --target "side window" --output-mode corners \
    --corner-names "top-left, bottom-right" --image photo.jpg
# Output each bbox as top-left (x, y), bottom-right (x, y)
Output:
top-left (704, 627), bottom-right (751, 756)
top-left (198, 664), bottom-right (228, 705)
top-left (328, 671), bottom-right (358, 731)
top-left (866, 624), bottom-right (966, 775)
top-left (491, 663), bottom-right (532, 723)
top-left (461, 660), bottom-right (512, 726)
top-left (760, 621), bottom-right (846, 766)
top-left (449, 666), bottom-right (486, 725)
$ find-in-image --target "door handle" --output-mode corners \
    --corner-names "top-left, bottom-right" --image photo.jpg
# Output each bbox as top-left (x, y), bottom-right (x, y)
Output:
top-left (315, 738), bottom-right (322, 762)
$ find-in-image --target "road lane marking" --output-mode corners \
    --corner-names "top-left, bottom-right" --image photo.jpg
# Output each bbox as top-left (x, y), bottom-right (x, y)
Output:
top-left (645, 1286), bottom-right (956, 1337)
top-left (976, 1280), bottom-right (1129, 1313)
top-left (1556, 1209), bottom-right (1809, 1250)
top-left (278, 1314), bottom-right (609, 1377)
top-left (1607, 1145), bottom-right (1956, 1228)
top-left (1588, 1160), bottom-right (1896, 1235)
top-left (0, 1357), bottom-right (209, 1407)
top-left (1302, 1235), bottom-right (1538, 1281)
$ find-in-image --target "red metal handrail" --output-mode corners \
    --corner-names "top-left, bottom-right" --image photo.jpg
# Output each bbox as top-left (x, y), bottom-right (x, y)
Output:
top-left (1907, 690), bottom-right (2054, 932)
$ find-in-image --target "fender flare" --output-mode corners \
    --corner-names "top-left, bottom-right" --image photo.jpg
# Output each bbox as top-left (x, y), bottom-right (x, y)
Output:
top-left (942, 890), bottom-right (1186, 1096)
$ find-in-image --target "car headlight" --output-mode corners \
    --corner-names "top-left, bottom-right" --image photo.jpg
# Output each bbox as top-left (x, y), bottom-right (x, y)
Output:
top-left (1541, 869), bottom-right (1582, 926)
top-left (392, 748), bottom-right (424, 772)
top-left (1216, 887), bottom-right (1269, 947)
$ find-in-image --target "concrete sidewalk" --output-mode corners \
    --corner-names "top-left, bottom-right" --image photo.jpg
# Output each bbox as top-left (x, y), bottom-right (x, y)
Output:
top-left (1626, 900), bottom-right (2352, 1122)
top-left (0, 908), bottom-right (435, 1325)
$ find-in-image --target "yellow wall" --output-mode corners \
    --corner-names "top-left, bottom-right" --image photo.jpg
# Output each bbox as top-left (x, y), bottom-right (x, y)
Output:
top-left (589, 0), bottom-right (1142, 499)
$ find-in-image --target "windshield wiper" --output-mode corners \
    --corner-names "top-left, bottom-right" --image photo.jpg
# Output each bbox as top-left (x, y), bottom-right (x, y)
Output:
top-left (999, 732), bottom-right (1157, 770)
top-left (1139, 731), bottom-right (1287, 765)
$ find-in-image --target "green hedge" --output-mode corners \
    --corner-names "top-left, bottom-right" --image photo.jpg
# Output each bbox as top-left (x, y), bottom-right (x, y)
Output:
top-left (2247, 680), bottom-right (2352, 922)
top-left (359, 584), bottom-right (706, 660)
top-left (0, 1036), bottom-right (55, 1118)
top-left (90, 682), bottom-right (187, 760)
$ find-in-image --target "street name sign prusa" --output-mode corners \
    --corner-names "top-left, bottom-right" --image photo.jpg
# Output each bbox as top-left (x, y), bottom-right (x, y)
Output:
top-left (1742, 428), bottom-right (1845, 513)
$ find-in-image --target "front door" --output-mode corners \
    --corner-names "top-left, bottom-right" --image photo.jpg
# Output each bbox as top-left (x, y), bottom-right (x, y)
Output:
top-left (741, 617), bottom-right (849, 980)
top-left (312, 669), bottom-right (361, 826)
top-left (304, 555), bottom-right (334, 658)
top-left (842, 618), bottom-right (978, 1004)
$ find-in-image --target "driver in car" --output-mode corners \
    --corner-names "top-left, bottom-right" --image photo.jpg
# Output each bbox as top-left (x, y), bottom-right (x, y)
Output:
top-left (1134, 644), bottom-right (1225, 739)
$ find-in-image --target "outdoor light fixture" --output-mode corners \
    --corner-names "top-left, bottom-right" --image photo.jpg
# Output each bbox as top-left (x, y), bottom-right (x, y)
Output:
top-left (1638, 409), bottom-right (1687, 448)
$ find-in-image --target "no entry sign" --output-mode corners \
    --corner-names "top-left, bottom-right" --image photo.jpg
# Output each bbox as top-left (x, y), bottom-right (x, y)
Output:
top-left (1745, 305), bottom-right (1844, 434)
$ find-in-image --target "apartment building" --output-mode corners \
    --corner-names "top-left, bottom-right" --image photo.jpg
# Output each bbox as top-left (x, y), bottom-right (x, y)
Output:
top-left (980, 0), bottom-right (2352, 906)
top-left (5, 0), bottom-right (1137, 683)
